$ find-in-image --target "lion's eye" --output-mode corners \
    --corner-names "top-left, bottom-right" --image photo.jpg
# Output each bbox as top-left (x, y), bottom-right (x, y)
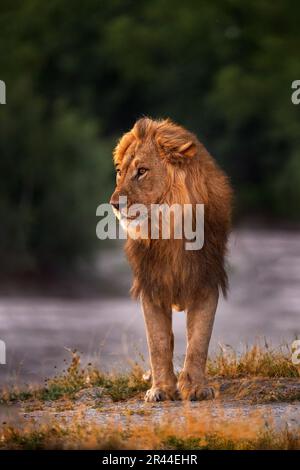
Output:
top-left (137, 167), bottom-right (148, 178)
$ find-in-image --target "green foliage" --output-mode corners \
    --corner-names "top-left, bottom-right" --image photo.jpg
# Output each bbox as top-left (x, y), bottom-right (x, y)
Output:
top-left (0, 80), bottom-right (113, 272)
top-left (0, 0), bottom-right (300, 272)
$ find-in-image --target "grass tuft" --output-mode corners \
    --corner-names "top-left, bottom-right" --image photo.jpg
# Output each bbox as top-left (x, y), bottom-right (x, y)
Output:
top-left (207, 343), bottom-right (299, 378)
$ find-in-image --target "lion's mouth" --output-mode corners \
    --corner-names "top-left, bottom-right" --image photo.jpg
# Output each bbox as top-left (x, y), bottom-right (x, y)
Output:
top-left (121, 214), bottom-right (138, 221)
top-left (112, 206), bottom-right (148, 222)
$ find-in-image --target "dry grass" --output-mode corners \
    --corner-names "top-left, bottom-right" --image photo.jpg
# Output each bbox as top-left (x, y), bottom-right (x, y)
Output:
top-left (207, 343), bottom-right (299, 378)
top-left (0, 350), bottom-right (148, 404)
top-left (0, 409), bottom-right (299, 450)
top-left (1, 344), bottom-right (298, 405)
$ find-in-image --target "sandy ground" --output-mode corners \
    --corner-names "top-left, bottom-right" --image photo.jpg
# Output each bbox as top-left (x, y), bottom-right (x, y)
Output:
top-left (1, 379), bottom-right (299, 435)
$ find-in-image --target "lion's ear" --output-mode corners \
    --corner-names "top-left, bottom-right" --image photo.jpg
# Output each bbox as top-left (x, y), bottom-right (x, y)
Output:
top-left (177, 141), bottom-right (197, 159)
top-left (157, 137), bottom-right (197, 164)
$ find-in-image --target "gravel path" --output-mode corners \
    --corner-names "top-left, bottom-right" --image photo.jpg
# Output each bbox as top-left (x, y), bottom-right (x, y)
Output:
top-left (2, 378), bottom-right (296, 433)
top-left (20, 399), bottom-right (300, 433)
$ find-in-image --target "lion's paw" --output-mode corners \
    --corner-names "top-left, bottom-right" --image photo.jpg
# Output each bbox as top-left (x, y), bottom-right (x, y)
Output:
top-left (144, 386), bottom-right (178, 402)
top-left (179, 383), bottom-right (215, 401)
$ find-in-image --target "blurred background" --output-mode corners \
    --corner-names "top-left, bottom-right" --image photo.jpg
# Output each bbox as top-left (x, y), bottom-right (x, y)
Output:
top-left (0, 0), bottom-right (299, 386)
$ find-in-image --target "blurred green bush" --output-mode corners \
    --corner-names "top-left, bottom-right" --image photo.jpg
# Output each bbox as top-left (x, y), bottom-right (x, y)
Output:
top-left (0, 0), bottom-right (299, 274)
top-left (0, 79), bottom-right (113, 273)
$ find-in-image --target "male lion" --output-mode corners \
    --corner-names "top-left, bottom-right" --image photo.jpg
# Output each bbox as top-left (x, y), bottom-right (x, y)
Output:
top-left (110, 117), bottom-right (232, 402)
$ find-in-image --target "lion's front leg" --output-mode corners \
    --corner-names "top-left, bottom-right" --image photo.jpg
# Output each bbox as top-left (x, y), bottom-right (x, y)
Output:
top-left (178, 289), bottom-right (218, 401)
top-left (141, 294), bottom-right (178, 402)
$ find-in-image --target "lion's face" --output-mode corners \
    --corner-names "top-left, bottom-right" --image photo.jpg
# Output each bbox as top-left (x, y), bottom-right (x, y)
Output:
top-left (110, 138), bottom-right (168, 221)
top-left (110, 118), bottom-right (198, 229)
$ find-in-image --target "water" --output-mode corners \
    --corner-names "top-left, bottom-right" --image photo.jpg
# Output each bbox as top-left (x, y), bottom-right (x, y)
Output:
top-left (0, 229), bottom-right (299, 386)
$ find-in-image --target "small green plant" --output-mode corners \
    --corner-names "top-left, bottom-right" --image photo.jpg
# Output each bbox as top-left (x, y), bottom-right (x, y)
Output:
top-left (162, 436), bottom-right (203, 450)
top-left (93, 369), bottom-right (148, 401)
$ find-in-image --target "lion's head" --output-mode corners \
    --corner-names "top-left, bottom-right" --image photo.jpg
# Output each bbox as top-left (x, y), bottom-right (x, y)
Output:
top-left (110, 117), bottom-right (202, 234)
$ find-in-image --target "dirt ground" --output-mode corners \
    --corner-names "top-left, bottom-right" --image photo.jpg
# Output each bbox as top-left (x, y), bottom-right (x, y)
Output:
top-left (1, 378), bottom-right (299, 434)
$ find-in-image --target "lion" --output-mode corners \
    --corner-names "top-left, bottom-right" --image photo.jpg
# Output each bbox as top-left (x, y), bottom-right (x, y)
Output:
top-left (110, 117), bottom-right (232, 402)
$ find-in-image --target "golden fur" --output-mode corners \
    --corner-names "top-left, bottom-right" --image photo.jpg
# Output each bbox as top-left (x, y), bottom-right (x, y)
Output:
top-left (110, 117), bottom-right (232, 401)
